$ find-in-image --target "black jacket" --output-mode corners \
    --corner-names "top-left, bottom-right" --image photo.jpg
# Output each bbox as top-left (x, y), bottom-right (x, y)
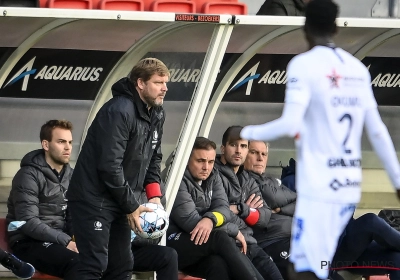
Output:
top-left (246, 172), bottom-right (293, 244)
top-left (67, 77), bottom-right (165, 214)
top-left (214, 157), bottom-right (272, 244)
top-left (168, 168), bottom-right (239, 238)
top-left (7, 149), bottom-right (73, 247)
top-left (249, 171), bottom-right (296, 216)
top-left (257, 0), bottom-right (306, 16)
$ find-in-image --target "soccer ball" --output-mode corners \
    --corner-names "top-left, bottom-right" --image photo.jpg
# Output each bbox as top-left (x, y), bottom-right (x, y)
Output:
top-left (137, 203), bottom-right (169, 239)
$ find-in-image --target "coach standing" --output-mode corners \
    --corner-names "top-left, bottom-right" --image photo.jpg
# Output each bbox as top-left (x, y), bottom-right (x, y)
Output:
top-left (67, 58), bottom-right (169, 280)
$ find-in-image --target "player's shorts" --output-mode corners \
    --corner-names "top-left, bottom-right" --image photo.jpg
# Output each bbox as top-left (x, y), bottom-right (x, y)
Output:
top-left (289, 196), bottom-right (356, 279)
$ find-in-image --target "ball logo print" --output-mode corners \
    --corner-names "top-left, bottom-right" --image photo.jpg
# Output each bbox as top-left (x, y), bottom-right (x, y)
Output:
top-left (94, 221), bottom-right (102, 231)
top-left (137, 203), bottom-right (169, 239)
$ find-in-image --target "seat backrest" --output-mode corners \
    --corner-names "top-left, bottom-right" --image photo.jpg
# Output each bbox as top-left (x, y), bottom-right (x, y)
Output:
top-left (0, 218), bottom-right (10, 253)
top-left (191, 0), bottom-right (219, 12)
top-left (98, 0), bottom-right (144, 10)
top-left (48, 0), bottom-right (92, 8)
top-left (39, 0), bottom-right (47, 7)
top-left (202, 2), bottom-right (247, 14)
top-left (150, 0), bottom-right (195, 13)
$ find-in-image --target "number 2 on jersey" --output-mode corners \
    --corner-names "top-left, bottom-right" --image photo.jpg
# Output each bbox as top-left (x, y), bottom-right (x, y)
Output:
top-left (339, 113), bottom-right (352, 154)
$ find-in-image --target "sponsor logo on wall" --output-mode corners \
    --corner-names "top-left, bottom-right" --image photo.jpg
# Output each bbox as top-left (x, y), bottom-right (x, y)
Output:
top-left (0, 49), bottom-right (123, 100)
top-left (1, 50), bottom-right (400, 105)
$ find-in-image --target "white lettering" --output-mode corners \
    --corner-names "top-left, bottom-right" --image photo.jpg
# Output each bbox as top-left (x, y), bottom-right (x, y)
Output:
top-left (258, 70), bottom-right (271, 84)
top-left (371, 73), bottom-right (381, 87)
top-left (90, 68), bottom-right (103, 81)
top-left (268, 71), bottom-right (280, 84)
top-left (187, 69), bottom-right (200, 82)
top-left (178, 69), bottom-right (191, 82)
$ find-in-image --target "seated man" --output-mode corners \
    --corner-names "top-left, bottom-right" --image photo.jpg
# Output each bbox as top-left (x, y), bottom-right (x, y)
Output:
top-left (215, 126), bottom-right (283, 280)
top-left (131, 181), bottom-right (178, 280)
top-left (167, 136), bottom-right (263, 280)
top-left (331, 213), bottom-right (400, 280)
top-left (0, 247), bottom-right (34, 279)
top-left (244, 140), bottom-right (296, 279)
top-left (244, 141), bottom-right (296, 216)
top-left (6, 120), bottom-right (79, 279)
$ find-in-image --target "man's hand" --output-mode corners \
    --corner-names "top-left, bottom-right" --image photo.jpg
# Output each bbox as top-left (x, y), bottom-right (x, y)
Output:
top-left (235, 231), bottom-right (247, 254)
top-left (190, 218), bottom-right (213, 245)
top-left (245, 194), bottom-right (263, 208)
top-left (230, 204), bottom-right (239, 215)
top-left (66, 241), bottom-right (79, 253)
top-left (127, 204), bottom-right (154, 233)
top-left (272, 207), bottom-right (281, 213)
top-left (149, 197), bottom-right (161, 205)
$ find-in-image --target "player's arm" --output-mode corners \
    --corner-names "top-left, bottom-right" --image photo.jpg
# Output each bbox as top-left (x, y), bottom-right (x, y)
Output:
top-left (240, 179), bottom-right (271, 228)
top-left (170, 181), bottom-right (203, 234)
top-left (241, 57), bottom-right (310, 141)
top-left (203, 173), bottom-right (231, 227)
top-left (144, 116), bottom-right (165, 205)
top-left (365, 107), bottom-right (400, 191)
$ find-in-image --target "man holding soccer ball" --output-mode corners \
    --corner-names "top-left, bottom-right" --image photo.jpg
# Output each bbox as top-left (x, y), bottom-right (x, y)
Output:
top-left (68, 58), bottom-right (170, 280)
top-left (131, 186), bottom-right (178, 280)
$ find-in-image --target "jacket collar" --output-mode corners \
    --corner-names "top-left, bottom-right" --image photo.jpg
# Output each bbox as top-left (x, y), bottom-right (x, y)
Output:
top-left (131, 83), bottom-right (152, 123)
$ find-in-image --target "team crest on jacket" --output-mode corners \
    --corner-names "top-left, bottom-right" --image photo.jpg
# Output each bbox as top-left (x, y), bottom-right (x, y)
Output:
top-left (94, 221), bottom-right (102, 231)
top-left (155, 111), bottom-right (163, 120)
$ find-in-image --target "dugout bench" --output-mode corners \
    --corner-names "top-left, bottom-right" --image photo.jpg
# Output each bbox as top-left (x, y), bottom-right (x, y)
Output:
top-left (0, 217), bottom-right (389, 280)
top-left (0, 218), bottom-right (201, 280)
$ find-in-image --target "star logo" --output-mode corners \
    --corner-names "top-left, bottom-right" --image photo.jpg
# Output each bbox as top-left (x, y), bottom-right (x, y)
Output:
top-left (327, 69), bottom-right (341, 88)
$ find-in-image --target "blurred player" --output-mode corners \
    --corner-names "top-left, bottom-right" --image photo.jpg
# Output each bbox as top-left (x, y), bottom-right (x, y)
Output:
top-left (240, 0), bottom-right (400, 279)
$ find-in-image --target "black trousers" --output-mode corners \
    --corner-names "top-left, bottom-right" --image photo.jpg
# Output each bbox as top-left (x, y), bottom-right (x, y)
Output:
top-left (69, 201), bottom-right (133, 280)
top-left (166, 230), bottom-right (263, 280)
top-left (247, 243), bottom-right (284, 280)
top-left (332, 213), bottom-right (400, 279)
top-left (132, 244), bottom-right (178, 280)
top-left (334, 213), bottom-right (400, 262)
top-left (12, 240), bottom-right (79, 280)
top-left (259, 238), bottom-right (291, 280)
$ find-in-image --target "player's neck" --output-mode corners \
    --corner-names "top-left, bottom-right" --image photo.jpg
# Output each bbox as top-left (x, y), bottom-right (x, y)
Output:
top-left (309, 37), bottom-right (335, 49)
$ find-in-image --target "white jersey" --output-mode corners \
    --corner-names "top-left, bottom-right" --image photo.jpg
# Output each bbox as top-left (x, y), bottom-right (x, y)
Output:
top-left (285, 46), bottom-right (376, 203)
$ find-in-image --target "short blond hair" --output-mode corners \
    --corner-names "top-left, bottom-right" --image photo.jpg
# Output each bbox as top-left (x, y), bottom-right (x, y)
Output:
top-left (129, 58), bottom-right (170, 87)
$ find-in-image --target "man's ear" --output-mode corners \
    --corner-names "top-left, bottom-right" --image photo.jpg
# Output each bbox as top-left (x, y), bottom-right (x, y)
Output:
top-left (137, 78), bottom-right (145, 90)
top-left (42, 140), bottom-right (49, 151)
top-left (220, 145), bottom-right (225, 155)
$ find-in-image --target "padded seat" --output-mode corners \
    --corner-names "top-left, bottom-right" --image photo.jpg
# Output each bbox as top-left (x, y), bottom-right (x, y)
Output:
top-left (149, 0), bottom-right (195, 13)
top-left (47, 0), bottom-right (92, 9)
top-left (201, 1), bottom-right (247, 14)
top-left (98, 0), bottom-right (144, 10)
